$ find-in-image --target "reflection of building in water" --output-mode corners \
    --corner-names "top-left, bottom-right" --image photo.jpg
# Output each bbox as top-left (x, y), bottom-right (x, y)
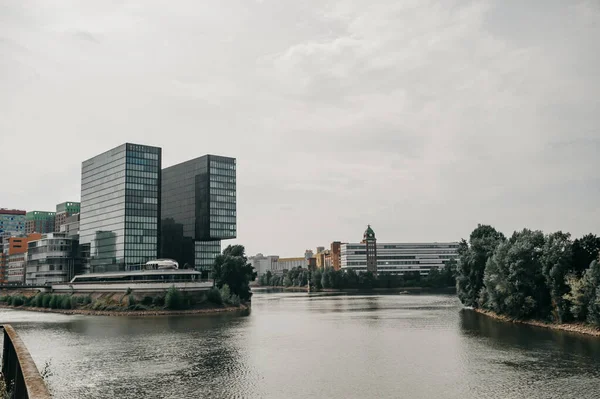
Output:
top-left (341, 225), bottom-right (459, 275)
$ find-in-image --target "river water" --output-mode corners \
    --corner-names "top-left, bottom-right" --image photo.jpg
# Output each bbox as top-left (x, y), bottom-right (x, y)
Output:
top-left (1, 292), bottom-right (600, 399)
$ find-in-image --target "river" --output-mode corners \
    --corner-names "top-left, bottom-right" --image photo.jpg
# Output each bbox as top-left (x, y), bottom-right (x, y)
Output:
top-left (1, 292), bottom-right (600, 399)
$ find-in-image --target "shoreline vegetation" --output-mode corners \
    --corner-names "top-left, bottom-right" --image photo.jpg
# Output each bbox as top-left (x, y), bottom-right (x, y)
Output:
top-left (456, 224), bottom-right (600, 337)
top-left (0, 284), bottom-right (247, 317)
top-left (252, 285), bottom-right (456, 293)
top-left (473, 308), bottom-right (600, 337)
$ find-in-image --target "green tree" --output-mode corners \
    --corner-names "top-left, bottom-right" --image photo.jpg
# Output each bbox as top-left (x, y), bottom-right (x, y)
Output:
top-left (482, 229), bottom-right (550, 319)
top-left (572, 234), bottom-right (600, 276)
top-left (541, 231), bottom-right (573, 321)
top-left (165, 286), bottom-right (184, 310)
top-left (456, 224), bottom-right (505, 308)
top-left (564, 260), bottom-right (600, 323)
top-left (212, 245), bottom-right (257, 302)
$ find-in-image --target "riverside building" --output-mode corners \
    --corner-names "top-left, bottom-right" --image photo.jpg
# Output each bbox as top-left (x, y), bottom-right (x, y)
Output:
top-left (340, 226), bottom-right (459, 275)
top-left (80, 143), bottom-right (162, 273)
top-left (160, 155), bottom-right (236, 277)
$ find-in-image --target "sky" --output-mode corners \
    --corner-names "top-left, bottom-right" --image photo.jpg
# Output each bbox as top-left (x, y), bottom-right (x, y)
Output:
top-left (1, 0), bottom-right (599, 257)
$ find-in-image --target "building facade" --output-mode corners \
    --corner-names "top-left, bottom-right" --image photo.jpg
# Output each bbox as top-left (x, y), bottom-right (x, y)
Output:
top-left (362, 225), bottom-right (378, 274)
top-left (330, 241), bottom-right (342, 270)
top-left (54, 201), bottom-right (80, 232)
top-left (161, 155), bottom-right (236, 276)
top-left (80, 143), bottom-right (161, 273)
top-left (340, 226), bottom-right (459, 275)
top-left (25, 211), bottom-right (56, 234)
top-left (248, 253), bottom-right (279, 277)
top-left (0, 209), bottom-right (26, 238)
top-left (26, 233), bottom-right (80, 285)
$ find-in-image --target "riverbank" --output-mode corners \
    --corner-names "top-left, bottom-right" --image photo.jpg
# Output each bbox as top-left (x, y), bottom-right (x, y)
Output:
top-left (0, 303), bottom-right (249, 317)
top-left (473, 308), bottom-right (600, 337)
top-left (252, 286), bottom-right (456, 293)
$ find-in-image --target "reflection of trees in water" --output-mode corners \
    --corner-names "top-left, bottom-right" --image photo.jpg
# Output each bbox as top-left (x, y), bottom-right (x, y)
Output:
top-left (459, 309), bottom-right (600, 372)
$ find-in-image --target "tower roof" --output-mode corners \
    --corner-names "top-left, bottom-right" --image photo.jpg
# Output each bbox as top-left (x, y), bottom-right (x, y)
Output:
top-left (363, 224), bottom-right (376, 240)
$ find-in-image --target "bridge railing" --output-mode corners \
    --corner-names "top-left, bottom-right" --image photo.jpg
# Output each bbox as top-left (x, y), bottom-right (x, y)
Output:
top-left (1, 325), bottom-right (51, 399)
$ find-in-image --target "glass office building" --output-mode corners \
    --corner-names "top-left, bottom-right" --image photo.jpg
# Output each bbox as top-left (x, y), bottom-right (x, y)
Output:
top-left (161, 155), bottom-right (236, 276)
top-left (80, 143), bottom-right (161, 272)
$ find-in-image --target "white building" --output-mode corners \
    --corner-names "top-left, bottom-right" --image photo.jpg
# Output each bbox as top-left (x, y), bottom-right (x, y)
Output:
top-left (248, 253), bottom-right (279, 277)
top-left (341, 242), bottom-right (459, 275)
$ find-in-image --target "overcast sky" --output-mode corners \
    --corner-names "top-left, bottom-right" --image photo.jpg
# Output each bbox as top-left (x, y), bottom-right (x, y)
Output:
top-left (1, 0), bottom-right (599, 257)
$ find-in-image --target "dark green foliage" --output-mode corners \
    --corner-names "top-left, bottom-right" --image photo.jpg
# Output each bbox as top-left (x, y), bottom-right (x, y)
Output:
top-left (212, 245), bottom-right (257, 302)
top-left (165, 286), bottom-right (184, 310)
top-left (11, 296), bottom-right (24, 307)
top-left (219, 284), bottom-right (231, 303)
top-left (152, 295), bottom-right (165, 307)
top-left (141, 296), bottom-right (153, 306)
top-left (541, 232), bottom-right (574, 321)
top-left (206, 288), bottom-right (223, 305)
top-left (61, 296), bottom-right (72, 309)
top-left (127, 294), bottom-right (136, 309)
top-left (49, 295), bottom-right (59, 309)
top-left (42, 294), bottom-right (51, 308)
top-left (456, 225), bottom-right (506, 308)
top-left (572, 234), bottom-right (600, 276)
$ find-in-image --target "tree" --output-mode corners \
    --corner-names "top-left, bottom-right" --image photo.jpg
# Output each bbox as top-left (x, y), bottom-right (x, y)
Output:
top-left (541, 231), bottom-right (573, 321)
top-left (564, 260), bottom-right (600, 323)
top-left (456, 224), bottom-right (506, 308)
top-left (482, 229), bottom-right (550, 319)
top-left (212, 245), bottom-right (257, 302)
top-left (572, 234), bottom-right (600, 276)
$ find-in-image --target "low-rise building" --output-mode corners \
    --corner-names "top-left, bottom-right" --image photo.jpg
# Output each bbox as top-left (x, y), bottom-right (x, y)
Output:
top-left (26, 233), bottom-right (80, 285)
top-left (0, 209), bottom-right (26, 238)
top-left (248, 253), bottom-right (279, 278)
top-left (54, 202), bottom-right (80, 232)
top-left (340, 226), bottom-right (459, 275)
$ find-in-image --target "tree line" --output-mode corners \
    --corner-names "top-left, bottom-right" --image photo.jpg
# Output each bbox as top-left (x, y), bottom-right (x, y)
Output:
top-left (456, 224), bottom-right (600, 325)
top-left (258, 261), bottom-right (457, 290)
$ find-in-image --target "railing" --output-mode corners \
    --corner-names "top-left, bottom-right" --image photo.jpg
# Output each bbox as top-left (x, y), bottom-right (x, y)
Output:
top-left (1, 325), bottom-right (51, 399)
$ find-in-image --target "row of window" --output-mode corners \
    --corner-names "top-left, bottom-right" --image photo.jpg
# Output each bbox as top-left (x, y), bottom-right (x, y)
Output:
top-left (126, 169), bottom-right (158, 179)
top-left (126, 183), bottom-right (158, 192)
top-left (209, 181), bottom-right (235, 190)
top-left (210, 208), bottom-right (236, 216)
top-left (128, 163), bottom-right (158, 173)
top-left (125, 235), bottom-right (157, 244)
top-left (210, 188), bottom-right (236, 197)
top-left (126, 157), bottom-right (159, 167)
top-left (210, 167), bottom-right (235, 177)
top-left (210, 174), bottom-right (236, 184)
top-left (210, 216), bottom-right (236, 224)
top-left (210, 195), bottom-right (236, 204)
top-left (210, 229), bottom-right (236, 237)
top-left (210, 160), bottom-right (235, 169)
top-left (127, 176), bottom-right (157, 186)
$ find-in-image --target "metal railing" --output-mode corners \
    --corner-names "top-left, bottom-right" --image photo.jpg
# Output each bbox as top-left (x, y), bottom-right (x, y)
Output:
top-left (1, 325), bottom-right (51, 399)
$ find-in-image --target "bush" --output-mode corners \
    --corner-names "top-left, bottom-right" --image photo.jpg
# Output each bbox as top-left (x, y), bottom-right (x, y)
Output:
top-left (127, 294), bottom-right (136, 309)
top-left (42, 294), bottom-right (51, 308)
top-left (206, 288), bottom-right (222, 305)
top-left (6, 296), bottom-right (13, 306)
top-left (230, 294), bottom-right (241, 306)
top-left (220, 284), bottom-right (232, 304)
top-left (83, 295), bottom-right (93, 305)
top-left (141, 296), bottom-right (153, 306)
top-left (49, 295), bottom-right (59, 309)
top-left (24, 297), bottom-right (32, 307)
top-left (165, 286), bottom-right (183, 310)
top-left (70, 296), bottom-right (79, 309)
top-left (12, 296), bottom-right (24, 307)
top-left (0, 295), bottom-right (7, 303)
top-left (61, 296), bottom-right (72, 310)
top-left (152, 296), bottom-right (165, 307)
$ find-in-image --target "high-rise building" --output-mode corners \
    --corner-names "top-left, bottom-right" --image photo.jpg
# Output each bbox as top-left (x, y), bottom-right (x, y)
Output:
top-left (161, 155), bottom-right (236, 276)
top-left (54, 201), bottom-right (80, 232)
top-left (80, 143), bottom-right (161, 272)
top-left (341, 226), bottom-right (459, 276)
top-left (330, 241), bottom-right (342, 270)
top-left (25, 211), bottom-right (56, 234)
top-left (0, 209), bottom-right (26, 238)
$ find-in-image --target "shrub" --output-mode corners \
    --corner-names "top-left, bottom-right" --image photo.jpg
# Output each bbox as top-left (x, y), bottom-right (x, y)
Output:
top-left (127, 294), bottom-right (136, 309)
top-left (83, 295), bottom-right (92, 306)
top-left (230, 294), bottom-right (241, 306)
top-left (24, 297), bottom-right (32, 307)
top-left (61, 296), bottom-right (72, 310)
top-left (49, 295), bottom-right (58, 309)
top-left (0, 295), bottom-right (7, 303)
top-left (165, 286), bottom-right (183, 310)
top-left (152, 296), bottom-right (165, 307)
top-left (141, 296), bottom-right (153, 306)
top-left (129, 304), bottom-right (149, 311)
top-left (220, 284), bottom-right (232, 304)
top-left (42, 294), bottom-right (51, 308)
top-left (206, 288), bottom-right (222, 305)
top-left (12, 296), bottom-right (24, 307)
top-left (6, 296), bottom-right (13, 306)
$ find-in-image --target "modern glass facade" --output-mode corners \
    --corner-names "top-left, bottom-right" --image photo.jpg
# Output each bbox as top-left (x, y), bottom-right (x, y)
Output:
top-left (26, 233), bottom-right (80, 285)
top-left (80, 143), bottom-right (161, 272)
top-left (0, 209), bottom-right (26, 238)
top-left (161, 155), bottom-right (236, 276)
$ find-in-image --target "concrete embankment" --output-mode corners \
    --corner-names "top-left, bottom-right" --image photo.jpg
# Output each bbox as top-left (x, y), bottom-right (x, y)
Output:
top-left (473, 308), bottom-right (600, 337)
top-left (0, 303), bottom-right (249, 317)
